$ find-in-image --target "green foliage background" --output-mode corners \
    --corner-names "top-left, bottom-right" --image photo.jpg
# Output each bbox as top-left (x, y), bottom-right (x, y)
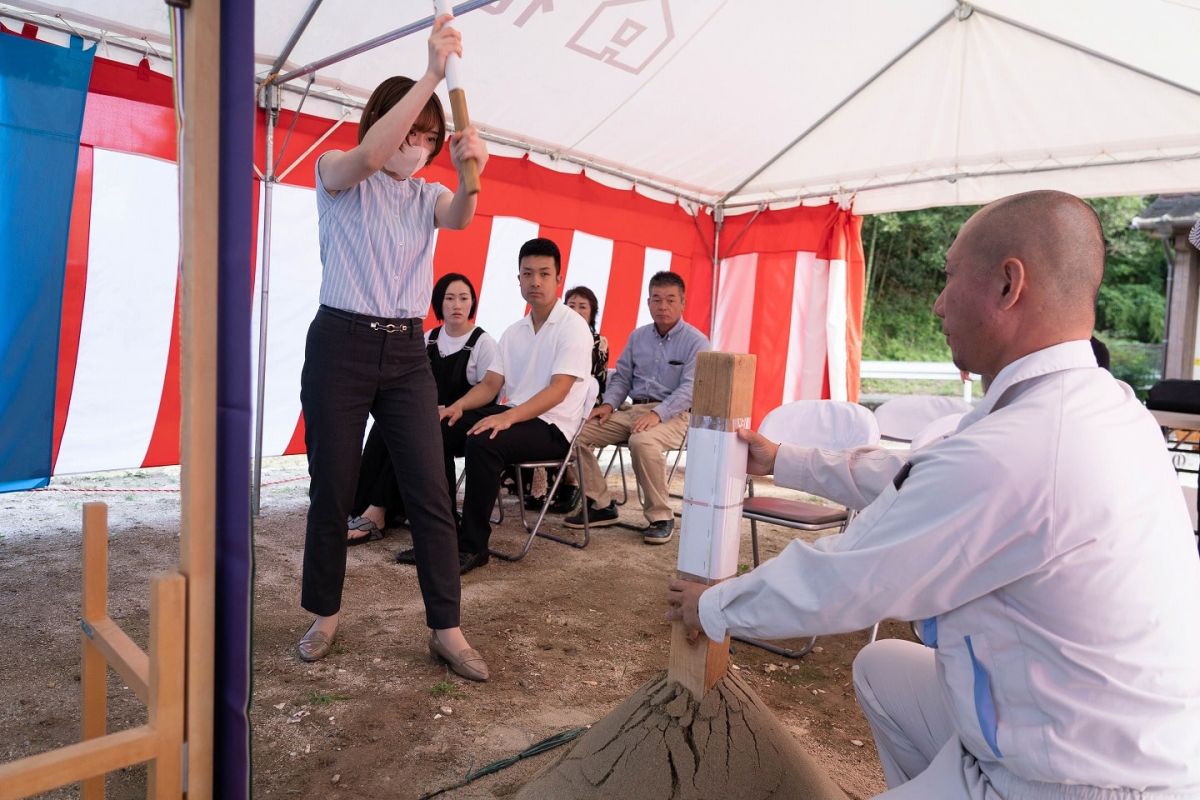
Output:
top-left (860, 196), bottom-right (1169, 391)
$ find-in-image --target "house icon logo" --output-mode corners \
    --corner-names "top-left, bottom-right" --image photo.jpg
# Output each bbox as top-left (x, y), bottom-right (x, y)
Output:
top-left (567, 0), bottom-right (675, 75)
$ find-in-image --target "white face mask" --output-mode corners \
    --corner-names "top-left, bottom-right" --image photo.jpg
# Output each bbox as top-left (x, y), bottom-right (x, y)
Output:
top-left (384, 145), bottom-right (428, 178)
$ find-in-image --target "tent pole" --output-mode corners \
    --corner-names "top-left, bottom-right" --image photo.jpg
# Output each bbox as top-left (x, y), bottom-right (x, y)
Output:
top-left (709, 204), bottom-right (723, 338)
top-left (251, 86), bottom-right (279, 519)
top-left (717, 8), bottom-right (956, 206)
top-left (268, 0), bottom-right (498, 87)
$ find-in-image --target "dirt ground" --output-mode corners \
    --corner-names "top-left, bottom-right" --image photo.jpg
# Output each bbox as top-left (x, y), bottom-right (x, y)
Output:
top-left (0, 455), bottom-right (911, 799)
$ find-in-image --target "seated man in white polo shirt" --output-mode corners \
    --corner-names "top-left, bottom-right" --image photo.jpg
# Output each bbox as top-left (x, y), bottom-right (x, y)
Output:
top-left (440, 238), bottom-right (594, 574)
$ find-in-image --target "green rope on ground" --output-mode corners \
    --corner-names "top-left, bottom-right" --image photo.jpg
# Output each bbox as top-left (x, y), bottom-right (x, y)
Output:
top-left (418, 724), bottom-right (591, 799)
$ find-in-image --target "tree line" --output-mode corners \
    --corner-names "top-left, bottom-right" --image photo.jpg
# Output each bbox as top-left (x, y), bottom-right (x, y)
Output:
top-left (861, 196), bottom-right (1168, 389)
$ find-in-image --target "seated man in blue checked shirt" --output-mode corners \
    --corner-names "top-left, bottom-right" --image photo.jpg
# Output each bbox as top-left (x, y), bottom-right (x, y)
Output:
top-left (565, 271), bottom-right (710, 544)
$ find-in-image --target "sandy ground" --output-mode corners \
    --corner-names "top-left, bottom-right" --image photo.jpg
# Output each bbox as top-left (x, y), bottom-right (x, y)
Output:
top-left (0, 454), bottom-right (906, 799)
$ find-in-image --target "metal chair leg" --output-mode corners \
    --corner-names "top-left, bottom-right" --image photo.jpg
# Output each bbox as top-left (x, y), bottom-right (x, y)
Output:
top-left (489, 451), bottom-right (589, 561)
top-left (532, 450), bottom-right (590, 550)
top-left (602, 445), bottom-right (630, 506)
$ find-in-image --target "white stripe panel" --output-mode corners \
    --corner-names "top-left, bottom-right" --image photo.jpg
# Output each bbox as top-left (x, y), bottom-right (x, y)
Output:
top-left (56, 150), bottom-right (179, 474)
top-left (712, 254), bottom-right (757, 354)
top-left (825, 259), bottom-right (849, 401)
top-left (475, 216), bottom-right (539, 343)
top-left (564, 231), bottom-right (613, 329)
top-left (799, 258), bottom-right (831, 399)
top-left (636, 247), bottom-right (672, 329)
top-left (251, 183), bottom-right (323, 457)
top-left (782, 251), bottom-right (815, 404)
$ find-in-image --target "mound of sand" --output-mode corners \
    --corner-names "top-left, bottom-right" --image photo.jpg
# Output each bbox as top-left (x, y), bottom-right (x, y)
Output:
top-left (516, 670), bottom-right (848, 800)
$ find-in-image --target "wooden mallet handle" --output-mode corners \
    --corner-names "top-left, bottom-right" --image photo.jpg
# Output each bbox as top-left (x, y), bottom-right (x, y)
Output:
top-left (447, 88), bottom-right (480, 196)
top-left (434, 0), bottom-right (480, 196)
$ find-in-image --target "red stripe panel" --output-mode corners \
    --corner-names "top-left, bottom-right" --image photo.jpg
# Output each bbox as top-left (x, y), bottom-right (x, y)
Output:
top-left (142, 285), bottom-right (183, 467)
top-left (249, 176), bottom-right (262, 293)
top-left (537, 226), bottom-right (576, 301)
top-left (721, 203), bottom-right (837, 258)
top-left (429, 216), bottom-right (495, 330)
top-left (284, 413), bottom-right (306, 456)
top-left (747, 252), bottom-right (798, 426)
top-left (676, 251), bottom-right (712, 336)
top-left (599, 241), bottom-right (644, 367)
top-left (80, 92), bottom-right (176, 161)
top-left (89, 56), bottom-right (174, 108)
top-left (53, 145), bottom-right (94, 470)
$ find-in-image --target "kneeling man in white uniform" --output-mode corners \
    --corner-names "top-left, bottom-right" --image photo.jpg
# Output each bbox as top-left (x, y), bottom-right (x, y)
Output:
top-left (668, 190), bottom-right (1200, 799)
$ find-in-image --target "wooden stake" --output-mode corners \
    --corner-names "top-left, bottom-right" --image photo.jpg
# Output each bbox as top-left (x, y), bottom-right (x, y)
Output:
top-left (179, 0), bottom-right (221, 796)
top-left (668, 352), bottom-right (756, 696)
top-left (80, 502), bottom-right (107, 800)
top-left (149, 573), bottom-right (186, 800)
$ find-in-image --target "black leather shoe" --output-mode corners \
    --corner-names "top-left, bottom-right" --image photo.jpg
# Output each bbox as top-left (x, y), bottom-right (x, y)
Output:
top-left (564, 499), bottom-right (619, 529)
top-left (547, 486), bottom-right (581, 515)
top-left (642, 518), bottom-right (675, 545)
top-left (458, 550), bottom-right (490, 574)
top-left (395, 547), bottom-right (417, 565)
top-left (524, 494), bottom-right (546, 511)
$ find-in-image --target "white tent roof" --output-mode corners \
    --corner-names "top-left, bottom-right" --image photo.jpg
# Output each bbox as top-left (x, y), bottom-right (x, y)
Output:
top-left (5, 0), bottom-right (1200, 213)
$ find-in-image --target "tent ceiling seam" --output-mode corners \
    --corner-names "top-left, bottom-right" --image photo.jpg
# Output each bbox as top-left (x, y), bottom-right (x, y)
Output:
top-left (722, 149), bottom-right (1200, 210)
top-left (971, 4), bottom-right (1200, 100)
top-left (716, 7), bottom-right (957, 206)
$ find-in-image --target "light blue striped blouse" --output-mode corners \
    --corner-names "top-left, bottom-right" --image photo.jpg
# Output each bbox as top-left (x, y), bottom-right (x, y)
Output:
top-left (315, 156), bottom-right (450, 319)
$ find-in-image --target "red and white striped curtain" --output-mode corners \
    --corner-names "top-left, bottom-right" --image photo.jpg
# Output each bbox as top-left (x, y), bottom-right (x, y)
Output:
top-left (713, 206), bottom-right (865, 425)
top-left (47, 56), bottom-right (863, 476)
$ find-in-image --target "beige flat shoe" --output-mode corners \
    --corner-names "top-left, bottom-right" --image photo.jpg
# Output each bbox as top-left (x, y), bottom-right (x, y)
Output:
top-left (297, 624), bottom-right (335, 662)
top-left (428, 633), bottom-right (489, 682)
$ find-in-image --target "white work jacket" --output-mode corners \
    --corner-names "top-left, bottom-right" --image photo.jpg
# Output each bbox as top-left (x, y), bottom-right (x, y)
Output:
top-left (699, 341), bottom-right (1200, 791)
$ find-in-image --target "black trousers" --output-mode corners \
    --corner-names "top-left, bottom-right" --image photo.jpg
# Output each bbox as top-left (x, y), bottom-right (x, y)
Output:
top-left (353, 420), bottom-right (460, 526)
top-left (443, 404), bottom-right (569, 555)
top-left (299, 308), bottom-right (460, 628)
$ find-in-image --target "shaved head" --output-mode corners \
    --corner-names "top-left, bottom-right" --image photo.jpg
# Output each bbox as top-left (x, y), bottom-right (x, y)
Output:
top-left (935, 190), bottom-right (1106, 379)
top-left (964, 190), bottom-right (1105, 322)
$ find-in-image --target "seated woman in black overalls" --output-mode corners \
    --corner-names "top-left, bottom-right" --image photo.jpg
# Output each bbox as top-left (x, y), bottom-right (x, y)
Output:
top-left (347, 272), bottom-right (498, 546)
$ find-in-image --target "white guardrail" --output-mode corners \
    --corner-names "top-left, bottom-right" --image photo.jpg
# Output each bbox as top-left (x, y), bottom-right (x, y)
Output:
top-left (862, 361), bottom-right (965, 380)
top-left (861, 361), bottom-right (976, 402)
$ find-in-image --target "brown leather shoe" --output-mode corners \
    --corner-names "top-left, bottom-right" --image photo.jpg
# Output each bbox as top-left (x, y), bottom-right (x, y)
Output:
top-left (297, 624), bottom-right (335, 662)
top-left (428, 633), bottom-right (489, 682)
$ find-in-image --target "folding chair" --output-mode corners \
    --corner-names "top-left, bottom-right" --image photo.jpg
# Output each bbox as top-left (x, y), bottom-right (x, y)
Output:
top-left (489, 377), bottom-right (600, 562)
top-left (873, 394), bottom-right (973, 445)
top-left (910, 411), bottom-right (967, 450)
top-left (736, 400), bottom-right (880, 658)
top-left (600, 418), bottom-right (688, 507)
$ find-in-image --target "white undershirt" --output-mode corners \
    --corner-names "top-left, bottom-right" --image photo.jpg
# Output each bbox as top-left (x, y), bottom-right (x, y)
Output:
top-left (423, 325), bottom-right (499, 387)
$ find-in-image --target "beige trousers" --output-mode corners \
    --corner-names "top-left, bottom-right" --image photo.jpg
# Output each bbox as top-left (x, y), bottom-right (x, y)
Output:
top-left (575, 404), bottom-right (688, 524)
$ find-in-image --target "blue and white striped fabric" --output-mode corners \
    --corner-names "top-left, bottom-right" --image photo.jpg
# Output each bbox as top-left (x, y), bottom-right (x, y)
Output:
top-left (315, 158), bottom-right (449, 319)
top-left (0, 33), bottom-right (92, 493)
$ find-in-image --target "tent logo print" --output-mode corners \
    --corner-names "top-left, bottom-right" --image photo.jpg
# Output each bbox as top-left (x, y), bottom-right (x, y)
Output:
top-left (567, 0), bottom-right (674, 75)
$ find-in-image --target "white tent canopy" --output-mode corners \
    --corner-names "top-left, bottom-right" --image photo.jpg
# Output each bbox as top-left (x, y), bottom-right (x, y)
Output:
top-left (5, 0), bottom-right (1200, 212)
